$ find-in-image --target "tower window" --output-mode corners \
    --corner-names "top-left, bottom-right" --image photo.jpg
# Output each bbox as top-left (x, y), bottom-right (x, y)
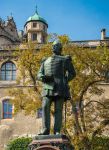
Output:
top-left (32, 33), bottom-right (37, 41)
top-left (11, 28), bottom-right (13, 32)
top-left (33, 23), bottom-right (37, 28)
top-left (3, 99), bottom-right (12, 119)
top-left (0, 61), bottom-right (16, 81)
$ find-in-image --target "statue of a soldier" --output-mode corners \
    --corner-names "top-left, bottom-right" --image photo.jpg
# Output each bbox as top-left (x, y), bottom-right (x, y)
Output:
top-left (37, 40), bottom-right (76, 135)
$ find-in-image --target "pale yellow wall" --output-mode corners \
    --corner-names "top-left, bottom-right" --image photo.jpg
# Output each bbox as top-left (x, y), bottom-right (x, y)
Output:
top-left (25, 22), bottom-right (47, 32)
top-left (0, 108), bottom-right (42, 150)
top-left (25, 21), bottom-right (47, 43)
top-left (28, 32), bottom-right (32, 41)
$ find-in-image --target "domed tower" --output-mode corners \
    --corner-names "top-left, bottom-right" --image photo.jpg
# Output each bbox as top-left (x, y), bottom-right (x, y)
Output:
top-left (24, 7), bottom-right (48, 43)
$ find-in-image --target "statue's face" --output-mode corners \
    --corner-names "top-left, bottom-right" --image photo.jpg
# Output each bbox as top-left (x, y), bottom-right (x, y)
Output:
top-left (52, 43), bottom-right (62, 55)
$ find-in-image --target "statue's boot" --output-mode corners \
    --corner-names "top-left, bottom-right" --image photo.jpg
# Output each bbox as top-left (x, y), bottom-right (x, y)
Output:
top-left (54, 131), bottom-right (60, 135)
top-left (38, 129), bottom-right (49, 135)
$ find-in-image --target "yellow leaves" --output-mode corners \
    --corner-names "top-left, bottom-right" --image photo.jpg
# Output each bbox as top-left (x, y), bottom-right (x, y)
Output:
top-left (8, 88), bottom-right (41, 115)
top-left (7, 39), bottom-right (109, 133)
top-left (58, 35), bottom-right (70, 44)
top-left (7, 42), bottom-right (52, 114)
top-left (47, 33), bottom-right (70, 45)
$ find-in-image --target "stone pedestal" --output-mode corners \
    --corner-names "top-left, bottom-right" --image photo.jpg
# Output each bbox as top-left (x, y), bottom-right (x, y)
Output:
top-left (28, 134), bottom-right (74, 150)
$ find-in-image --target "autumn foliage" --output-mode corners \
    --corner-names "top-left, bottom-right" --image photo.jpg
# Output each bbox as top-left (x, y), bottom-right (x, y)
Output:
top-left (8, 35), bottom-right (109, 149)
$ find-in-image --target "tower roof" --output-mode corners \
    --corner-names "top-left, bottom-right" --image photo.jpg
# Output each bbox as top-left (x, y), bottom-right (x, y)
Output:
top-left (24, 6), bottom-right (48, 27)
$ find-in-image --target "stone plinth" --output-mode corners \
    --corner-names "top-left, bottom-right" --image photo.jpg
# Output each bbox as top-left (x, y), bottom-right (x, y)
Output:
top-left (28, 134), bottom-right (74, 150)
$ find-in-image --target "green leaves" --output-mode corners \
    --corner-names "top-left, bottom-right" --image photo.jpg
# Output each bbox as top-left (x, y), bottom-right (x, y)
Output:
top-left (6, 137), bottom-right (32, 150)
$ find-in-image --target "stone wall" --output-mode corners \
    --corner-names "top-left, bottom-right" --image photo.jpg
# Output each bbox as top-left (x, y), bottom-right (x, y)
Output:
top-left (0, 83), bottom-right (109, 149)
top-left (0, 83), bottom-right (42, 149)
top-left (0, 112), bottom-right (42, 150)
top-left (0, 17), bottom-right (20, 48)
top-left (0, 37), bottom-right (12, 47)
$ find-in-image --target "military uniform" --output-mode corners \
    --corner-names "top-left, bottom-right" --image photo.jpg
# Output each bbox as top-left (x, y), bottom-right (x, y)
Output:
top-left (37, 54), bottom-right (76, 134)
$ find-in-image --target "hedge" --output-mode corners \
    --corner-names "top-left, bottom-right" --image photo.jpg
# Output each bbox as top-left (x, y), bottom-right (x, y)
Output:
top-left (6, 137), bottom-right (32, 150)
top-left (6, 136), bottom-right (109, 150)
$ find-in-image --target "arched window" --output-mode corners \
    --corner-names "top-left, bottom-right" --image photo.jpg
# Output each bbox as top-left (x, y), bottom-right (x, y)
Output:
top-left (3, 99), bottom-right (12, 119)
top-left (1, 61), bottom-right (16, 80)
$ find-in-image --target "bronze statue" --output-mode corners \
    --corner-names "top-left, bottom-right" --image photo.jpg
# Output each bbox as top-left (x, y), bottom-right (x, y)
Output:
top-left (37, 40), bottom-right (76, 135)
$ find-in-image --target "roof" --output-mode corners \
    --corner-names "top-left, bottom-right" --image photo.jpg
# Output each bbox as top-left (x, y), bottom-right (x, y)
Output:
top-left (25, 8), bottom-right (48, 27)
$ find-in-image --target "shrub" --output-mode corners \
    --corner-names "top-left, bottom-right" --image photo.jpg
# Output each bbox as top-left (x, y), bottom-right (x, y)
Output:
top-left (6, 137), bottom-right (32, 150)
top-left (92, 136), bottom-right (109, 150)
top-left (73, 136), bottom-right (109, 150)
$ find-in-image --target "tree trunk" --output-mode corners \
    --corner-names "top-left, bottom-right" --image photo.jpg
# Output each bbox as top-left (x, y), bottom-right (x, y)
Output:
top-left (71, 101), bottom-right (82, 135)
top-left (82, 136), bottom-right (92, 150)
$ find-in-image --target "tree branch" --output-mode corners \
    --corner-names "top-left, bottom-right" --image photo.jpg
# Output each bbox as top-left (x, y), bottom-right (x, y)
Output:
top-left (28, 66), bottom-right (42, 100)
top-left (79, 79), bottom-right (105, 109)
top-left (84, 100), bottom-right (108, 109)
top-left (78, 79), bottom-right (105, 133)
top-left (92, 119), bottom-right (109, 139)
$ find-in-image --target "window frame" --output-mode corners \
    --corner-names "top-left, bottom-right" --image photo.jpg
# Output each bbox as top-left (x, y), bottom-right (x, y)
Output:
top-left (0, 61), bottom-right (16, 81)
top-left (2, 99), bottom-right (13, 119)
top-left (33, 23), bottom-right (37, 28)
top-left (32, 33), bottom-right (37, 41)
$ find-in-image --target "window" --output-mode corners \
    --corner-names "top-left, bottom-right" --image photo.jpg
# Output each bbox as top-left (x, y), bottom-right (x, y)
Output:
top-left (33, 23), bottom-right (37, 28)
top-left (32, 33), bottom-right (37, 41)
top-left (1, 61), bottom-right (16, 81)
top-left (10, 28), bottom-right (14, 32)
top-left (3, 99), bottom-right (12, 119)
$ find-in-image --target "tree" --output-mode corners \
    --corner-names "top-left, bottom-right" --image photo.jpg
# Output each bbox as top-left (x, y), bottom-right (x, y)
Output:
top-left (8, 37), bottom-right (109, 149)
top-left (47, 33), bottom-right (70, 44)
top-left (62, 45), bottom-right (109, 149)
top-left (8, 41), bottom-right (52, 114)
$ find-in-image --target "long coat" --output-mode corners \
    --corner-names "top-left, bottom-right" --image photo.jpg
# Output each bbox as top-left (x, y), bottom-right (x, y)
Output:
top-left (37, 54), bottom-right (76, 100)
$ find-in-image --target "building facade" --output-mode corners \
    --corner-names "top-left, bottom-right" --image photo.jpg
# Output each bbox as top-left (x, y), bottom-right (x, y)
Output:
top-left (71, 29), bottom-right (109, 48)
top-left (0, 8), bottom-right (48, 149)
top-left (0, 16), bottom-right (20, 48)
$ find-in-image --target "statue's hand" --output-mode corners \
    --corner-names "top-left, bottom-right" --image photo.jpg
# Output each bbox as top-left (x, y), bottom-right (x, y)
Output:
top-left (42, 75), bottom-right (54, 83)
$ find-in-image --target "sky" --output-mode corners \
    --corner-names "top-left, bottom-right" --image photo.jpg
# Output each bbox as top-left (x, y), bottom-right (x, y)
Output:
top-left (0, 0), bottom-right (109, 41)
